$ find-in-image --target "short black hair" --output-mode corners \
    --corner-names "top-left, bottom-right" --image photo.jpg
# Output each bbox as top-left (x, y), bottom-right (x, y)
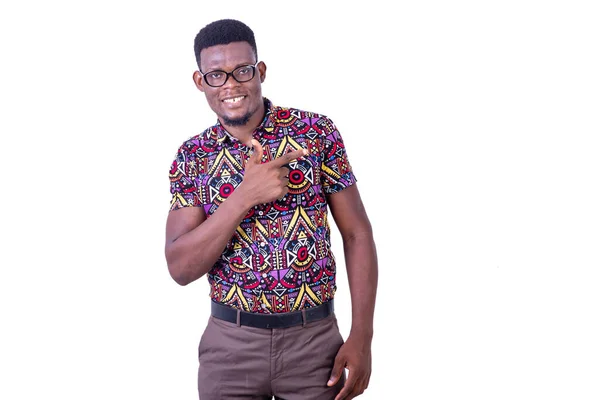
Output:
top-left (194, 19), bottom-right (257, 70)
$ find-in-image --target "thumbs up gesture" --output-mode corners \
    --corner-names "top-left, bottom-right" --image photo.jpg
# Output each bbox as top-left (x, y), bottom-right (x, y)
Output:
top-left (239, 139), bottom-right (307, 207)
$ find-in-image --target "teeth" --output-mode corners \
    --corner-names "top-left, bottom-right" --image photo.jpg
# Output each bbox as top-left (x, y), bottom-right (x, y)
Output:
top-left (224, 96), bottom-right (244, 103)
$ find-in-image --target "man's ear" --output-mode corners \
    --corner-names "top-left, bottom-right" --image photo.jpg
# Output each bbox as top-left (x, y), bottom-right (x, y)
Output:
top-left (192, 71), bottom-right (205, 92)
top-left (258, 61), bottom-right (267, 83)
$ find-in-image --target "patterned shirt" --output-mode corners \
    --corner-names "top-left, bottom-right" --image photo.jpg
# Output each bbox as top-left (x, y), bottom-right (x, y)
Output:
top-left (169, 99), bottom-right (356, 313)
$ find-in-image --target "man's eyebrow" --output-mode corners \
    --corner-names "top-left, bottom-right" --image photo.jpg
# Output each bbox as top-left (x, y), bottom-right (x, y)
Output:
top-left (204, 61), bottom-right (257, 72)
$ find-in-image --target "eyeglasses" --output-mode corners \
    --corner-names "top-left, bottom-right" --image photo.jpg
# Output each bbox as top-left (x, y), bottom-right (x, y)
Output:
top-left (199, 61), bottom-right (260, 87)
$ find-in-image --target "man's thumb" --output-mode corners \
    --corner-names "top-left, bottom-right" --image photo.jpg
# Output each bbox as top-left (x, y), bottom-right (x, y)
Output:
top-left (250, 139), bottom-right (263, 164)
top-left (327, 357), bottom-right (345, 386)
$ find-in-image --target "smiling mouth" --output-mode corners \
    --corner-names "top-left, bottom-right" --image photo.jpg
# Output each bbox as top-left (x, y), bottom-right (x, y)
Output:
top-left (223, 96), bottom-right (246, 104)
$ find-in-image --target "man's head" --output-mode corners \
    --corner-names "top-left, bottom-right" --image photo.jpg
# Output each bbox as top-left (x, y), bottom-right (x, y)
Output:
top-left (194, 19), bottom-right (257, 69)
top-left (192, 19), bottom-right (266, 131)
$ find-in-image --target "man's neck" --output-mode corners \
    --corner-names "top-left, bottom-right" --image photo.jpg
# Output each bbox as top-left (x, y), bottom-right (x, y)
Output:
top-left (220, 101), bottom-right (266, 147)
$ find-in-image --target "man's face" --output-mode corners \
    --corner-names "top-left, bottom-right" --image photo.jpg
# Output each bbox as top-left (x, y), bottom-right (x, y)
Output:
top-left (194, 41), bottom-right (266, 127)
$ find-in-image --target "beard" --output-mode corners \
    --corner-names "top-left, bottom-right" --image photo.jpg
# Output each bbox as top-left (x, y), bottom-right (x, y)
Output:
top-left (222, 111), bottom-right (253, 127)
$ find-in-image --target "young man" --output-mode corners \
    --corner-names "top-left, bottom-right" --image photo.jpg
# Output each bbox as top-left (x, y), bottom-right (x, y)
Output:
top-left (165, 19), bottom-right (378, 400)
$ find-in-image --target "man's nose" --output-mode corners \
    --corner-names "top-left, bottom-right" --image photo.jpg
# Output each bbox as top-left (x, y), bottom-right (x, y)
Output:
top-left (221, 73), bottom-right (241, 89)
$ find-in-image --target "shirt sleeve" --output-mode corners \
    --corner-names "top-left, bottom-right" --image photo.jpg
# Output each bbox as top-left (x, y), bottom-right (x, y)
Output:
top-left (319, 117), bottom-right (357, 194)
top-left (168, 144), bottom-right (204, 211)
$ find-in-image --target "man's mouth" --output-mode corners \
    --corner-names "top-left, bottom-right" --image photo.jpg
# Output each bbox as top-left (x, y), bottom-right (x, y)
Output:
top-left (223, 96), bottom-right (246, 104)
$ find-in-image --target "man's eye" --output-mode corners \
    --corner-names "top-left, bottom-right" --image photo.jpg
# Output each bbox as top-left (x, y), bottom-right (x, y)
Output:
top-left (237, 67), bottom-right (251, 75)
top-left (209, 72), bottom-right (223, 79)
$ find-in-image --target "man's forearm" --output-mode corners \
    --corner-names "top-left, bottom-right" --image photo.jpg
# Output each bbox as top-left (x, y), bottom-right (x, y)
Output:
top-left (166, 190), bottom-right (252, 285)
top-left (343, 231), bottom-right (378, 339)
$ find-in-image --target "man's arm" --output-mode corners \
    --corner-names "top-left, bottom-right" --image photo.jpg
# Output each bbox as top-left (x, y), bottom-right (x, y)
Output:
top-left (326, 184), bottom-right (378, 400)
top-left (165, 142), bottom-right (307, 286)
top-left (165, 194), bottom-right (253, 286)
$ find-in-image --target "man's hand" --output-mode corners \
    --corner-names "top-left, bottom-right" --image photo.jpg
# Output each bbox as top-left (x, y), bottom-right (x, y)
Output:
top-left (328, 334), bottom-right (372, 400)
top-left (239, 139), bottom-right (307, 207)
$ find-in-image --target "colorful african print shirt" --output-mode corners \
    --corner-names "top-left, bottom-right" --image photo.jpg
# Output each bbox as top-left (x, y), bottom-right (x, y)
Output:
top-left (169, 99), bottom-right (356, 314)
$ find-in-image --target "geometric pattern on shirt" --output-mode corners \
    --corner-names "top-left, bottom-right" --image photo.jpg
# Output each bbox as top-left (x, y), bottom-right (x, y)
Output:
top-left (169, 99), bottom-right (356, 313)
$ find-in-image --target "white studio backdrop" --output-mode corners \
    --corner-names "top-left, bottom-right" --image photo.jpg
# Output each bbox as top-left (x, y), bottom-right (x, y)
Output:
top-left (1, 1), bottom-right (599, 399)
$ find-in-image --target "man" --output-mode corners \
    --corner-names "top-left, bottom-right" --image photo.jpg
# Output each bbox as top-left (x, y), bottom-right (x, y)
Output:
top-left (165, 19), bottom-right (378, 400)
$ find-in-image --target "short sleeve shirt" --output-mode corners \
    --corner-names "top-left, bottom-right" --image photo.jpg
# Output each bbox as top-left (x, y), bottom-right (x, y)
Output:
top-left (169, 99), bottom-right (356, 313)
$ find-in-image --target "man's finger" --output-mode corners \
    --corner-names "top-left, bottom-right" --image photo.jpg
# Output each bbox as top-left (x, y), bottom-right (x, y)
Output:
top-left (250, 139), bottom-right (264, 164)
top-left (346, 376), bottom-right (366, 399)
top-left (334, 369), bottom-right (356, 400)
top-left (327, 356), bottom-right (345, 387)
top-left (278, 168), bottom-right (288, 180)
top-left (272, 148), bottom-right (307, 167)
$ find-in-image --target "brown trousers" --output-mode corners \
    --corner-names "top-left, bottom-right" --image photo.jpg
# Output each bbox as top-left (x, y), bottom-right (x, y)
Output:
top-left (197, 313), bottom-right (346, 399)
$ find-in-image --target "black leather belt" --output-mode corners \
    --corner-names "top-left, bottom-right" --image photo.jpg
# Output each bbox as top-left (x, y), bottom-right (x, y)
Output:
top-left (211, 300), bottom-right (334, 329)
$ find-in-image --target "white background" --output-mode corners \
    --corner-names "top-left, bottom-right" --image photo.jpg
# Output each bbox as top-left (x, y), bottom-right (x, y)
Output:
top-left (1, 1), bottom-right (599, 399)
